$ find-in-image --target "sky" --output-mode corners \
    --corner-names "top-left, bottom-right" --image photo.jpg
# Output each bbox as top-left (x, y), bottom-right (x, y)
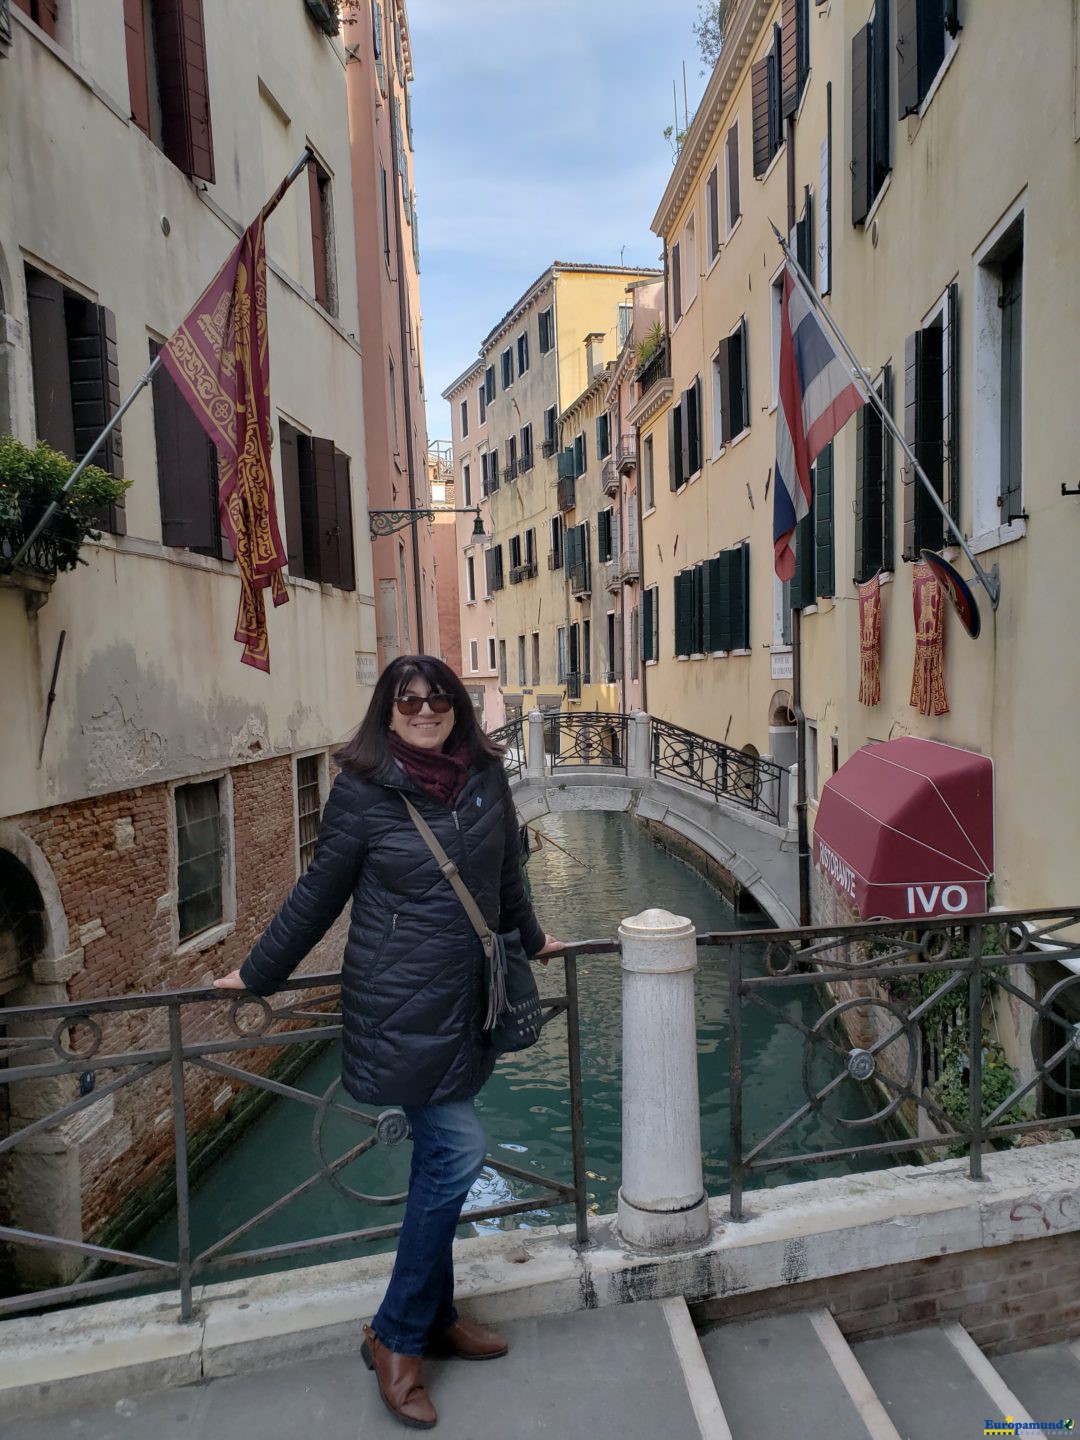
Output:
top-left (407, 0), bottom-right (708, 443)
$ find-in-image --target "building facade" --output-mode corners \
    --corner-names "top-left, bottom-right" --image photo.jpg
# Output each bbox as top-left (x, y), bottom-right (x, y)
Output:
top-left (0, 0), bottom-right (372, 1277)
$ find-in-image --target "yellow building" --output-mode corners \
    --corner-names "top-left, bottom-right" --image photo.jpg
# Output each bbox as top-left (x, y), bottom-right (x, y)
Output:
top-left (645, 0), bottom-right (1080, 920)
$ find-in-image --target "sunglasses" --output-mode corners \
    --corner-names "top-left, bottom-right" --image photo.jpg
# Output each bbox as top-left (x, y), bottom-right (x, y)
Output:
top-left (394, 693), bottom-right (454, 717)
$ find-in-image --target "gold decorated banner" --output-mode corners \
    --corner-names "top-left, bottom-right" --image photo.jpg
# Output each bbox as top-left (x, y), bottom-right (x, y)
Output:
top-left (857, 575), bottom-right (882, 707)
top-left (910, 561), bottom-right (948, 716)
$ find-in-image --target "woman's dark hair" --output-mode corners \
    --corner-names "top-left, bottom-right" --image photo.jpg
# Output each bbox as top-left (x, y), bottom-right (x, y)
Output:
top-left (335, 655), bottom-right (504, 777)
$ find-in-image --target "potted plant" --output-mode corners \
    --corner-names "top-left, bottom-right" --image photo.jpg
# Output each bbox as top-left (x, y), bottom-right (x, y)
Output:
top-left (634, 321), bottom-right (665, 372)
top-left (0, 435), bottom-right (130, 579)
top-left (304, 0), bottom-right (340, 37)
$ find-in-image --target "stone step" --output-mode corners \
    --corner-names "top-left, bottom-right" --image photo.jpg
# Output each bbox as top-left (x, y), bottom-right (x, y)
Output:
top-left (852, 1323), bottom-right (1046, 1440)
top-left (698, 1307), bottom-right (899, 1439)
top-left (991, 1339), bottom-right (1080, 1431)
top-left (3, 1297), bottom-right (722, 1440)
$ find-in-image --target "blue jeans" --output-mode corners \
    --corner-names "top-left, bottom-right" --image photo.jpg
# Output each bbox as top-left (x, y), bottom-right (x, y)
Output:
top-left (371, 1099), bottom-right (488, 1356)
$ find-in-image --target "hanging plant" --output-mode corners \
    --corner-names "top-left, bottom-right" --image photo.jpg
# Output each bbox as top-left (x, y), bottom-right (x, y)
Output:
top-left (0, 436), bottom-right (130, 575)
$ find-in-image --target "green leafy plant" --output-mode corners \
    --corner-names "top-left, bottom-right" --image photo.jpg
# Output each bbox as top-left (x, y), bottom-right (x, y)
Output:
top-left (931, 1039), bottom-right (1030, 1142)
top-left (0, 435), bottom-right (130, 573)
top-left (634, 321), bottom-right (665, 371)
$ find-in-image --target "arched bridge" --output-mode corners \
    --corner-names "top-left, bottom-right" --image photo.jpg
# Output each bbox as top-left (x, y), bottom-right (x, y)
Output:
top-left (493, 711), bottom-right (799, 928)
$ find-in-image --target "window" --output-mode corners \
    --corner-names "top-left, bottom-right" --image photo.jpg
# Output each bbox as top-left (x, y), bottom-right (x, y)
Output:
top-left (296, 755), bottom-right (322, 874)
top-left (469, 638), bottom-right (479, 672)
top-left (379, 165), bottom-right (391, 266)
top-left (642, 585), bottom-right (659, 663)
top-left (124, 0), bottom-right (215, 182)
top-left (596, 412), bottom-right (611, 460)
top-left (706, 166), bottom-right (721, 264)
top-left (630, 604), bottom-right (640, 680)
top-left (388, 355), bottom-right (399, 453)
top-left (152, 340), bottom-right (226, 557)
top-left (795, 185), bottom-right (814, 292)
top-left (671, 240), bottom-right (682, 325)
top-left (582, 619), bottom-right (591, 683)
top-left (973, 214), bottom-right (1024, 535)
top-left (538, 307), bottom-right (554, 353)
top-left (462, 461), bottom-right (471, 507)
top-left (618, 303), bottom-right (633, 348)
top-left (791, 442), bottom-right (835, 606)
top-left (465, 553), bottom-right (476, 602)
top-left (674, 567), bottom-right (705, 658)
top-left (509, 533), bottom-right (523, 571)
top-left (573, 430), bottom-right (587, 477)
top-left (278, 421), bottom-right (355, 588)
top-left (24, 266), bottom-right (126, 533)
top-left (751, 24), bottom-right (784, 177)
top-left (556, 626), bottom-right (567, 682)
top-left (520, 423), bottom-right (533, 469)
top-left (525, 527), bottom-right (536, 571)
top-left (506, 434), bottom-right (517, 478)
top-left (715, 318), bottom-right (750, 445)
top-left (175, 779), bottom-right (224, 942)
top-left (372, 0), bottom-right (387, 94)
top-left (851, 2), bottom-right (890, 225)
top-left (550, 514), bottom-right (564, 570)
top-left (543, 405), bottom-right (557, 456)
top-left (13, 1), bottom-right (57, 36)
top-left (460, 397), bottom-right (469, 439)
top-left (669, 375), bottom-right (702, 490)
top-left (308, 156), bottom-right (336, 314)
top-left (898, 0), bottom-right (960, 117)
top-left (565, 520), bottom-right (591, 595)
top-left (531, 632), bottom-right (540, 685)
top-left (501, 347), bottom-right (513, 390)
top-left (902, 285), bottom-right (959, 560)
top-left (597, 507), bottom-right (614, 563)
top-left (702, 543), bottom-right (752, 651)
top-left (487, 636), bottom-right (497, 670)
top-left (517, 331), bottom-right (529, 376)
top-left (485, 543), bottom-right (505, 592)
top-left (683, 212), bottom-right (698, 310)
top-left (478, 380), bottom-right (487, 425)
top-left (725, 121), bottom-right (741, 231)
top-left (781, 0), bottom-right (810, 121)
top-left (484, 364), bottom-right (495, 404)
top-left (642, 434), bottom-right (655, 510)
top-left (498, 639), bottom-right (507, 686)
top-left (517, 634), bottom-right (527, 685)
top-left (854, 369), bottom-right (894, 581)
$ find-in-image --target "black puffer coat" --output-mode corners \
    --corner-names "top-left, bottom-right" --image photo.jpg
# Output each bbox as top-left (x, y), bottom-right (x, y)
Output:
top-left (239, 757), bottom-right (545, 1108)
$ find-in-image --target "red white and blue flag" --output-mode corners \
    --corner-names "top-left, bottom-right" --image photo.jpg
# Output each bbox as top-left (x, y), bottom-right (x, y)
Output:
top-left (773, 265), bottom-right (864, 580)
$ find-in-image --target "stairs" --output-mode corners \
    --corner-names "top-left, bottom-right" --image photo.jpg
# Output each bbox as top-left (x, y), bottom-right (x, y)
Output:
top-left (5, 1299), bottom-right (1076, 1438)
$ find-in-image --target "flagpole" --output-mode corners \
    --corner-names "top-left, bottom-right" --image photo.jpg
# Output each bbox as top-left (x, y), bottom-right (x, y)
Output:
top-left (769, 221), bottom-right (1001, 610)
top-left (10, 148), bottom-right (314, 575)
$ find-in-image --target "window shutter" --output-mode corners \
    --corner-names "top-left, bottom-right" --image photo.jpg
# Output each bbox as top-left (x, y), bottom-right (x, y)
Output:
top-left (871, 0), bottom-right (891, 198)
top-left (715, 549), bottom-right (734, 651)
top-left (642, 586), bottom-right (654, 663)
top-left (896, 0), bottom-right (920, 117)
top-left (781, 0), bottom-right (799, 117)
top-left (26, 268), bottom-right (76, 460)
top-left (726, 125), bottom-right (741, 225)
top-left (687, 376), bottom-right (701, 476)
top-left (310, 436), bottom-right (340, 585)
top-left (751, 57), bottom-right (772, 177)
top-left (152, 345), bottom-right (217, 551)
top-left (691, 562), bottom-right (704, 653)
top-left (123, 0), bottom-right (152, 136)
top-left (279, 421), bottom-right (305, 578)
top-left (485, 546), bottom-right (496, 594)
top-left (728, 318), bottom-right (749, 436)
top-left (881, 363), bottom-right (894, 571)
top-left (669, 402), bottom-right (682, 490)
top-left (671, 241), bottom-right (682, 323)
top-left (943, 281), bottom-right (960, 527)
top-left (814, 442), bottom-right (835, 597)
top-left (797, 187), bottom-right (814, 290)
top-left (902, 331), bottom-right (920, 561)
top-left (308, 161), bottom-right (329, 308)
top-left (732, 543), bottom-right (750, 649)
top-left (597, 508), bottom-right (611, 563)
top-left (674, 571), bottom-right (694, 657)
top-left (851, 24), bottom-right (872, 225)
top-left (679, 391), bottom-right (691, 482)
top-left (69, 301), bottom-right (126, 532)
top-left (854, 407), bottom-right (867, 583)
top-left (918, 323), bottom-right (945, 550)
top-left (791, 509), bottom-right (815, 609)
top-left (333, 450), bottom-right (355, 591)
top-left (1000, 250), bottom-right (1023, 523)
top-left (716, 336), bottom-right (731, 445)
top-left (152, 0), bottom-right (215, 183)
top-left (702, 556), bottom-right (722, 651)
top-left (706, 168), bottom-right (719, 258)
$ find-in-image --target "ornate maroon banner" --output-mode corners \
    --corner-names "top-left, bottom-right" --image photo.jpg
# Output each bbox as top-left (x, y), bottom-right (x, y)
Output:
top-left (161, 216), bottom-right (288, 671)
top-left (857, 575), bottom-right (882, 707)
top-left (909, 561), bottom-right (948, 716)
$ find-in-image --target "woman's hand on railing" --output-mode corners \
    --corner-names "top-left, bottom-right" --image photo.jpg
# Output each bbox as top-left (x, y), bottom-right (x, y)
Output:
top-left (535, 934), bottom-right (566, 968)
top-left (212, 969), bottom-right (246, 990)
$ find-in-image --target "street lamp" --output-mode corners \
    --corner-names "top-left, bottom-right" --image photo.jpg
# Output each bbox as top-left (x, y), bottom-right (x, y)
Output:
top-left (368, 506), bottom-right (486, 540)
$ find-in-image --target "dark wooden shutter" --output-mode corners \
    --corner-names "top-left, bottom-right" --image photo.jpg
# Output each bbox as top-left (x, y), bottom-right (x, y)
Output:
top-left (792, 506), bottom-right (815, 609)
top-left (686, 376), bottom-right (701, 476)
top-left (67, 300), bottom-right (126, 532)
top-left (485, 546), bottom-right (496, 594)
top-left (796, 187), bottom-right (814, 290)
top-left (674, 571), bottom-right (693, 657)
top-left (943, 281), bottom-right (960, 527)
top-left (152, 343), bottom-right (217, 551)
top-left (26, 268), bottom-right (75, 460)
top-left (716, 336), bottom-right (731, 445)
top-left (124, 0), bottom-right (152, 135)
top-left (880, 364), bottom-right (894, 571)
top-left (311, 436), bottom-right (340, 585)
top-left (669, 401), bottom-right (683, 490)
top-left (597, 508), bottom-right (611, 563)
top-left (751, 57), bottom-right (771, 177)
top-left (945, 0), bottom-right (960, 37)
top-left (854, 407), bottom-right (867, 583)
top-left (702, 557), bottom-right (722, 651)
top-left (896, 0), bottom-right (921, 116)
top-left (642, 586), bottom-right (654, 663)
top-left (308, 161), bottom-right (329, 308)
top-left (732, 543), bottom-right (750, 649)
top-left (1000, 249), bottom-right (1023, 523)
top-left (814, 442), bottom-right (835, 597)
top-left (706, 168), bottom-right (719, 259)
top-left (334, 450), bottom-right (355, 591)
top-left (902, 330), bottom-right (926, 560)
top-left (871, 0), bottom-right (891, 199)
top-left (278, 421), bottom-right (305, 578)
top-left (153, 0), bottom-right (215, 183)
top-left (851, 24), bottom-right (872, 225)
top-left (691, 563), bottom-right (704, 653)
top-left (728, 318), bottom-right (749, 436)
top-left (715, 549), bottom-right (734, 651)
top-left (726, 126), bottom-right (741, 227)
top-left (671, 242), bottom-right (682, 323)
top-left (781, 0), bottom-right (799, 116)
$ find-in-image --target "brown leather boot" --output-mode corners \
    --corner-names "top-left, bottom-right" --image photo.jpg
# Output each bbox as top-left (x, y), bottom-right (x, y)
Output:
top-left (427, 1317), bottom-right (509, 1361)
top-left (361, 1324), bottom-right (437, 1430)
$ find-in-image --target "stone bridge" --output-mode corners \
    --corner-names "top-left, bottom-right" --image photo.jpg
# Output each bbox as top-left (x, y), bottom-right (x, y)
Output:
top-left (502, 710), bottom-right (799, 928)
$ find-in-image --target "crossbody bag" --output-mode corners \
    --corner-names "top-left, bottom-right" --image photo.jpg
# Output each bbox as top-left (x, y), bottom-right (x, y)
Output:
top-left (402, 796), bottom-right (543, 1055)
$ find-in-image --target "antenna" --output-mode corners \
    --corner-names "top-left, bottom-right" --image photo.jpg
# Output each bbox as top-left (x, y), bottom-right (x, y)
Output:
top-left (682, 61), bottom-right (689, 134)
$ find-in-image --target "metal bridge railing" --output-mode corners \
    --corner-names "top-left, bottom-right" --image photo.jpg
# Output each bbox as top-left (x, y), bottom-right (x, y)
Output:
top-left (651, 717), bottom-right (785, 823)
top-left (547, 711), bottom-right (628, 772)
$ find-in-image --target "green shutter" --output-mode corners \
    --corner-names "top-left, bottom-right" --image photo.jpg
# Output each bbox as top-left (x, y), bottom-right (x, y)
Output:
top-left (691, 563), bottom-right (704, 653)
top-left (702, 556), bottom-right (723, 651)
top-left (792, 507), bottom-right (815, 610)
top-left (731, 543), bottom-right (750, 649)
top-left (674, 571), bottom-right (694, 657)
top-left (715, 550), bottom-right (734, 651)
top-left (558, 447), bottom-right (575, 480)
top-left (814, 442), bottom-right (835, 597)
top-left (597, 508), bottom-right (611, 562)
top-left (642, 586), bottom-right (655, 663)
top-left (943, 281), bottom-right (960, 529)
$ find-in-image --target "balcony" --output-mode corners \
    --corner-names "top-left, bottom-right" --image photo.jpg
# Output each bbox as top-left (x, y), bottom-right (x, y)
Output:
top-left (634, 339), bottom-right (669, 402)
top-left (565, 671), bottom-right (581, 700)
top-left (616, 435), bottom-right (637, 474)
top-left (568, 560), bottom-right (591, 598)
top-left (547, 551), bottom-right (563, 571)
top-left (509, 562), bottom-right (537, 584)
top-left (541, 438), bottom-right (557, 459)
top-left (601, 460), bottom-right (619, 497)
top-left (604, 561), bottom-right (622, 593)
top-left (619, 545), bottom-right (641, 584)
top-left (504, 457), bottom-right (519, 482)
top-left (520, 450), bottom-right (535, 475)
top-left (557, 475), bottom-right (576, 513)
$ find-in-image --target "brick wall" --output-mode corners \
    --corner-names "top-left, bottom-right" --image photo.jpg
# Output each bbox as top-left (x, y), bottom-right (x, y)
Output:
top-left (693, 1231), bottom-right (1080, 1354)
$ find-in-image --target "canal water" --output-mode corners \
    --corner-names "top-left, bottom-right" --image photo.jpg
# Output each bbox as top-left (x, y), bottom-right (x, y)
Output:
top-left (139, 812), bottom-right (892, 1275)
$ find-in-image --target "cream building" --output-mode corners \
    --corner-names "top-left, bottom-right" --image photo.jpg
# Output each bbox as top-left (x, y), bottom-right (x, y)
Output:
top-left (645, 0), bottom-right (1080, 921)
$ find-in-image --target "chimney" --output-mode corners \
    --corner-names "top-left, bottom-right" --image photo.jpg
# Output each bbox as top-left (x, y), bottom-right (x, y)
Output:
top-left (585, 332), bottom-right (605, 381)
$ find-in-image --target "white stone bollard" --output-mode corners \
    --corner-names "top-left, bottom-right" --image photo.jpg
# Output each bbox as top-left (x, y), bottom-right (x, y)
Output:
top-left (617, 907), bottom-right (710, 1249)
top-left (526, 709), bottom-right (546, 780)
top-left (628, 710), bottom-right (652, 779)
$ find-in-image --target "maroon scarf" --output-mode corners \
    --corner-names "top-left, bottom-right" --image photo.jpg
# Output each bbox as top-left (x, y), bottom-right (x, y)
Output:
top-left (389, 733), bottom-right (471, 807)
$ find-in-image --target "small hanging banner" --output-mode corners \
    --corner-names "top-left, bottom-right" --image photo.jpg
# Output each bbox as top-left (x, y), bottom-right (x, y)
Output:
top-left (857, 575), bottom-right (882, 707)
top-left (910, 561), bottom-right (949, 717)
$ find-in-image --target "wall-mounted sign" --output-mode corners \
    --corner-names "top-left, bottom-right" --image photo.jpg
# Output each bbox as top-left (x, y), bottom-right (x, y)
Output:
top-left (771, 650), bottom-right (793, 680)
top-left (355, 652), bottom-right (378, 686)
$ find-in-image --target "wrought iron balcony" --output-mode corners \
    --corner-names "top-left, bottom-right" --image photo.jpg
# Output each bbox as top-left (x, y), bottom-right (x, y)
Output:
top-left (504, 457), bottom-right (519, 482)
top-left (604, 561), bottom-right (622, 593)
top-left (602, 460), bottom-right (619, 497)
top-left (520, 450), bottom-right (535, 474)
top-left (509, 562), bottom-right (537, 584)
top-left (618, 545), bottom-right (641, 583)
top-left (565, 670), bottom-right (581, 700)
top-left (541, 438), bottom-right (558, 459)
top-left (568, 560), bottom-right (591, 597)
top-left (547, 551), bottom-right (563, 571)
top-left (557, 475), bottom-right (576, 513)
top-left (617, 435), bottom-right (637, 474)
top-left (635, 339), bottom-right (669, 401)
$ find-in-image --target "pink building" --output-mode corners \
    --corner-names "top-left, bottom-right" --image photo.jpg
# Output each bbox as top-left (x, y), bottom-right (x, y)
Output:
top-left (428, 442), bottom-right (463, 674)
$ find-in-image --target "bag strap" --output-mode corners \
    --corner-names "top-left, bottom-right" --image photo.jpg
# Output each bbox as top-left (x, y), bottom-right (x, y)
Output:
top-left (402, 796), bottom-right (493, 946)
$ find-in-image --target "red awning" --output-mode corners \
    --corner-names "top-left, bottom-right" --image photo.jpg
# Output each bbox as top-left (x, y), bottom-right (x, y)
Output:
top-left (813, 737), bottom-right (994, 921)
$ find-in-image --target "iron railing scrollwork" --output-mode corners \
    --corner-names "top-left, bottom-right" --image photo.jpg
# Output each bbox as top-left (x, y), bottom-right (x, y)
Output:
top-left (616, 435), bottom-right (637, 473)
top-left (546, 711), bottom-right (628, 771)
top-left (487, 718), bottom-right (524, 778)
top-left (651, 717), bottom-right (784, 823)
top-left (634, 340), bottom-right (669, 399)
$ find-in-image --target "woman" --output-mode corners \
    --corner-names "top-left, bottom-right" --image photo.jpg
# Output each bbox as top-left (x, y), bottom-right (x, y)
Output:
top-left (215, 656), bottom-right (561, 1431)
